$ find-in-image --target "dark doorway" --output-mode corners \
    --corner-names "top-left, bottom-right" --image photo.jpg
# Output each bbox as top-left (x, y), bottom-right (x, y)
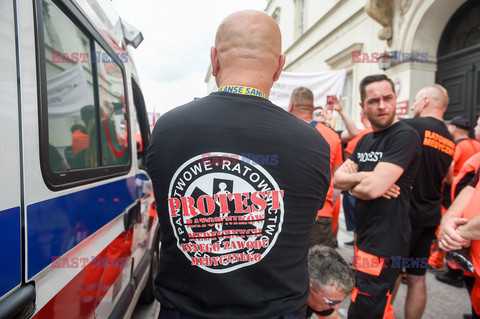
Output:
top-left (437, 0), bottom-right (480, 133)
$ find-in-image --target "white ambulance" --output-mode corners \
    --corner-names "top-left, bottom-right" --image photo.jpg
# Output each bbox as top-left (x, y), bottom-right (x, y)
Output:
top-left (0, 0), bottom-right (160, 318)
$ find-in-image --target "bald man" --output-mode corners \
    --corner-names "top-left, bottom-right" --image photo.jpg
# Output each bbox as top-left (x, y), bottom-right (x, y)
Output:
top-left (401, 85), bottom-right (455, 319)
top-left (146, 10), bottom-right (331, 319)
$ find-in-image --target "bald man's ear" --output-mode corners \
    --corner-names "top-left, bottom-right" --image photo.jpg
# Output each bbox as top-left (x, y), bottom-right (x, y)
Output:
top-left (210, 47), bottom-right (219, 76)
top-left (273, 54), bottom-right (286, 82)
top-left (423, 96), bottom-right (430, 109)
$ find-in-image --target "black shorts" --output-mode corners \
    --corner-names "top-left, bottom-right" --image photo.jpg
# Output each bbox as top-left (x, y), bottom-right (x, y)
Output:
top-left (406, 226), bottom-right (437, 276)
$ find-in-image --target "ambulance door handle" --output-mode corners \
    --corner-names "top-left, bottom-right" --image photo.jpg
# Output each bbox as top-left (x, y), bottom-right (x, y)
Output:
top-left (124, 199), bottom-right (141, 230)
top-left (0, 284), bottom-right (35, 318)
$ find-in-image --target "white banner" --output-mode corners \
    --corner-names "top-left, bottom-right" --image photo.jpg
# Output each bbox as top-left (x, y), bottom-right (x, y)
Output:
top-left (47, 64), bottom-right (93, 118)
top-left (269, 69), bottom-right (346, 109)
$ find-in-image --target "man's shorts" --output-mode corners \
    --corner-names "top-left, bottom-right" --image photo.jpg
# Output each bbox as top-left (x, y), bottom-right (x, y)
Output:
top-left (308, 216), bottom-right (335, 248)
top-left (406, 226), bottom-right (437, 276)
top-left (348, 249), bottom-right (400, 319)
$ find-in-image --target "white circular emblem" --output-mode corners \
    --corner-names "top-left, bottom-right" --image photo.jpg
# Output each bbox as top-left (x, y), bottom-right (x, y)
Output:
top-left (168, 152), bottom-right (284, 273)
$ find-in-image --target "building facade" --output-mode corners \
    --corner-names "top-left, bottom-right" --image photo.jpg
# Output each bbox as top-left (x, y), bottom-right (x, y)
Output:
top-left (206, 0), bottom-right (480, 130)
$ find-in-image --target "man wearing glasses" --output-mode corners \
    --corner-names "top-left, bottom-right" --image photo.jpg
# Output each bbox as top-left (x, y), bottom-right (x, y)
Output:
top-left (312, 98), bottom-right (359, 145)
top-left (306, 245), bottom-right (354, 318)
top-left (312, 107), bottom-right (329, 126)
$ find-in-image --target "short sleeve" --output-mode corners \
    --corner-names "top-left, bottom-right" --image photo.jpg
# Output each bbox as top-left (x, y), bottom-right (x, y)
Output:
top-left (380, 129), bottom-right (421, 170)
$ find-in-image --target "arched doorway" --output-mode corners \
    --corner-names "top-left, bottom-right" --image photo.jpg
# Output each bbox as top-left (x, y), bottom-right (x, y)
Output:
top-left (437, 0), bottom-right (480, 129)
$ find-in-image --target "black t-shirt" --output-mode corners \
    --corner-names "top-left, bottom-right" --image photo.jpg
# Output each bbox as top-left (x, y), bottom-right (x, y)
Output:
top-left (469, 169), bottom-right (480, 188)
top-left (351, 121), bottom-right (421, 258)
top-left (404, 117), bottom-right (454, 227)
top-left (146, 91), bottom-right (331, 319)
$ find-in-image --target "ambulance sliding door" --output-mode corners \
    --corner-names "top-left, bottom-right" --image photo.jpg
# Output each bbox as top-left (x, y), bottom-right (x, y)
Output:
top-left (0, 0), bottom-right (35, 317)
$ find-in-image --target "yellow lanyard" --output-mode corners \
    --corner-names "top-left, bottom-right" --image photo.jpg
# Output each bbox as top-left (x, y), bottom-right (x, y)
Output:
top-left (218, 85), bottom-right (267, 99)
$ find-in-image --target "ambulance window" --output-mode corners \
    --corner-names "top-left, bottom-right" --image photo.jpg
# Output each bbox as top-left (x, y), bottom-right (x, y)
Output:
top-left (38, 0), bottom-right (130, 188)
top-left (94, 43), bottom-right (129, 167)
top-left (131, 105), bottom-right (144, 167)
top-left (41, 0), bottom-right (95, 171)
top-left (131, 79), bottom-right (150, 169)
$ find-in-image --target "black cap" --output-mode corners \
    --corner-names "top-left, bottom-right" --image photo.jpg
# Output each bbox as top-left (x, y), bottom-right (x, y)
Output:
top-left (447, 116), bottom-right (471, 130)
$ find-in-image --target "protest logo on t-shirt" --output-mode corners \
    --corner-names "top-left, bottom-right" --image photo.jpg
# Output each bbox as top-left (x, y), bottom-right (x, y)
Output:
top-left (167, 152), bottom-right (284, 273)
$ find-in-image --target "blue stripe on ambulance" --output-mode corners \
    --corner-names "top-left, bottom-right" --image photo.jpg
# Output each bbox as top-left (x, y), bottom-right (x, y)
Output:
top-left (0, 206), bottom-right (21, 296)
top-left (27, 176), bottom-right (139, 279)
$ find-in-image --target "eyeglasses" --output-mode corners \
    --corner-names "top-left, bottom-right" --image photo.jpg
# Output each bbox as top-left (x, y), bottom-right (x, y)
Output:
top-left (321, 295), bottom-right (343, 307)
top-left (310, 282), bottom-right (344, 307)
top-left (313, 111), bottom-right (323, 116)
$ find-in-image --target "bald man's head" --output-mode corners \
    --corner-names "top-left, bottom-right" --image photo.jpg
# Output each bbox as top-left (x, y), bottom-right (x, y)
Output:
top-left (411, 84), bottom-right (449, 118)
top-left (424, 85), bottom-right (449, 108)
top-left (210, 10), bottom-right (285, 94)
top-left (215, 10), bottom-right (282, 57)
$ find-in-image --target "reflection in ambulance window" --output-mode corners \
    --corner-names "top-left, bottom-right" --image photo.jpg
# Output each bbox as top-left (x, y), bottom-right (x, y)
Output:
top-left (95, 43), bottom-right (129, 166)
top-left (41, 0), bottom-right (130, 172)
top-left (42, 0), bottom-right (95, 172)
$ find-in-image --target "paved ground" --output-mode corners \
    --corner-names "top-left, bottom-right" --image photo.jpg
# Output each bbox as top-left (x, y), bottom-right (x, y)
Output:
top-left (131, 212), bottom-right (472, 319)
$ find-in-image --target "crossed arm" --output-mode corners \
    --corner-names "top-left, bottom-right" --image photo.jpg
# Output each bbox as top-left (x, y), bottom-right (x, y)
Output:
top-left (458, 217), bottom-right (480, 241)
top-left (333, 159), bottom-right (403, 200)
top-left (438, 186), bottom-right (474, 251)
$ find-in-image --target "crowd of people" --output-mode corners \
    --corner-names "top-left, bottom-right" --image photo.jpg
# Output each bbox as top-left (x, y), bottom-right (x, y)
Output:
top-left (145, 9), bottom-right (480, 319)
